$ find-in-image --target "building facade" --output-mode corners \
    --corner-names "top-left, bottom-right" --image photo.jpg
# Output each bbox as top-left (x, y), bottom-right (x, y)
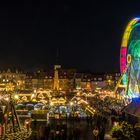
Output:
top-left (0, 66), bottom-right (121, 92)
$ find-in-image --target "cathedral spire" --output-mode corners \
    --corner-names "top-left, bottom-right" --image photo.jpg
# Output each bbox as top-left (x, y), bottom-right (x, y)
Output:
top-left (56, 47), bottom-right (60, 65)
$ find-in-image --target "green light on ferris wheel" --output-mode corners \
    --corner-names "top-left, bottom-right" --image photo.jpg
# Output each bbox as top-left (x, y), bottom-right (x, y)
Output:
top-left (128, 40), bottom-right (140, 59)
top-left (122, 74), bottom-right (127, 85)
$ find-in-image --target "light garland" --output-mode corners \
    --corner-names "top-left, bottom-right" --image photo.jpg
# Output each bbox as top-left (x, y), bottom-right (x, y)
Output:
top-left (0, 128), bottom-right (32, 140)
top-left (0, 91), bottom-right (32, 140)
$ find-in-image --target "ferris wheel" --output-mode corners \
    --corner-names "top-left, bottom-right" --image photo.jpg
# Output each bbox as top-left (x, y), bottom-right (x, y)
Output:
top-left (115, 18), bottom-right (140, 98)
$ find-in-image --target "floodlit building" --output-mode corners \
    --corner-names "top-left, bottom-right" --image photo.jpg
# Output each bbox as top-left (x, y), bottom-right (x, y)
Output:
top-left (0, 67), bottom-right (121, 92)
top-left (0, 69), bottom-right (26, 91)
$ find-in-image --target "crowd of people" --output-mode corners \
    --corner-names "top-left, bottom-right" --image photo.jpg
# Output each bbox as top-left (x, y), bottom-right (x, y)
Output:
top-left (28, 113), bottom-right (115, 140)
top-left (30, 119), bottom-right (83, 140)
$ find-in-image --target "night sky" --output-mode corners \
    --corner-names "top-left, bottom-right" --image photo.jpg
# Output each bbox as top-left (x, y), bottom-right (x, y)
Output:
top-left (0, 1), bottom-right (140, 72)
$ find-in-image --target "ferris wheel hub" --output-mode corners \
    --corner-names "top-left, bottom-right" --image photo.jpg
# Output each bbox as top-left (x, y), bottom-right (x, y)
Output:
top-left (127, 54), bottom-right (131, 64)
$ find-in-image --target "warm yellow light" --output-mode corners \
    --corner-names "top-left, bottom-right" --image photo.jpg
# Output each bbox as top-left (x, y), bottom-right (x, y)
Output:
top-left (50, 102), bottom-right (54, 106)
top-left (5, 97), bottom-right (9, 101)
top-left (31, 94), bottom-right (35, 98)
top-left (14, 95), bottom-right (19, 100)
top-left (77, 92), bottom-right (80, 96)
top-left (70, 102), bottom-right (73, 106)
top-left (108, 80), bottom-right (111, 83)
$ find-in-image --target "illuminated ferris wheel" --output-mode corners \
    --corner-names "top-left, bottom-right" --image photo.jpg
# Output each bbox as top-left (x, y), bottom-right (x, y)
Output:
top-left (119, 17), bottom-right (140, 97)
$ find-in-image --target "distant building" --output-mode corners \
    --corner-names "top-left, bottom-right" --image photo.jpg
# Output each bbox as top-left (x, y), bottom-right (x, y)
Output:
top-left (0, 67), bottom-right (121, 92)
top-left (0, 69), bottom-right (26, 91)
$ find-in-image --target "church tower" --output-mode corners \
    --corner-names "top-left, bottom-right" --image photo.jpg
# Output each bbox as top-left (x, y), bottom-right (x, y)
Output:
top-left (53, 48), bottom-right (61, 91)
top-left (53, 65), bottom-right (61, 90)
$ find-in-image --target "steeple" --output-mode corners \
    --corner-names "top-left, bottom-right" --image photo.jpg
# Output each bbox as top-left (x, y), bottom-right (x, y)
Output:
top-left (56, 47), bottom-right (60, 65)
top-left (53, 48), bottom-right (61, 91)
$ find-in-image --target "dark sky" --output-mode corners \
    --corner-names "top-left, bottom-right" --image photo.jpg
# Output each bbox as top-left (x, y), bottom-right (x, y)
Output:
top-left (0, 1), bottom-right (140, 72)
